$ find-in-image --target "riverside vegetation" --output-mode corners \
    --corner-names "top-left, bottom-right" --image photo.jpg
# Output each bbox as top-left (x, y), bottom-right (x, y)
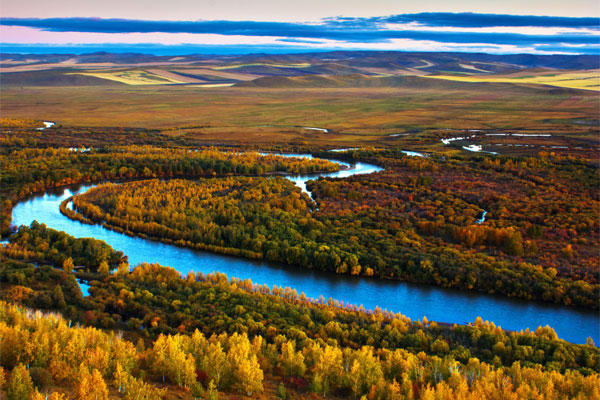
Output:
top-left (1, 227), bottom-right (599, 398)
top-left (0, 146), bottom-right (339, 236)
top-left (66, 149), bottom-right (599, 308)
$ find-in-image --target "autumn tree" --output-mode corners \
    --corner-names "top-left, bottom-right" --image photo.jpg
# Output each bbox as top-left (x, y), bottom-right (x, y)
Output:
top-left (62, 257), bottom-right (74, 273)
top-left (227, 333), bottom-right (264, 395)
top-left (279, 341), bottom-right (306, 377)
top-left (76, 367), bottom-right (108, 400)
top-left (6, 364), bottom-right (34, 400)
top-left (98, 261), bottom-right (109, 275)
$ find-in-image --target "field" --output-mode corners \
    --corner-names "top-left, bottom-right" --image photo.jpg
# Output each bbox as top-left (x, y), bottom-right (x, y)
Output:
top-left (1, 82), bottom-right (598, 158)
top-left (213, 62), bottom-right (312, 70)
top-left (425, 70), bottom-right (600, 91)
top-left (70, 69), bottom-right (186, 85)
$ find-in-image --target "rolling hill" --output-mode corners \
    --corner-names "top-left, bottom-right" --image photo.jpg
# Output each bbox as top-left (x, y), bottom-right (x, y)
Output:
top-left (234, 73), bottom-right (588, 93)
top-left (0, 69), bottom-right (126, 86)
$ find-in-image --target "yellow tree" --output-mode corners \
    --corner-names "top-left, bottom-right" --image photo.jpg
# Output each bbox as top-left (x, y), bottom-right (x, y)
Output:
top-left (122, 374), bottom-right (167, 399)
top-left (151, 335), bottom-right (196, 388)
top-left (6, 364), bottom-right (34, 400)
top-left (203, 341), bottom-right (228, 389)
top-left (279, 341), bottom-right (306, 377)
top-left (348, 346), bottom-right (384, 397)
top-left (62, 257), bottom-right (74, 273)
top-left (76, 367), bottom-right (108, 400)
top-left (116, 262), bottom-right (129, 276)
top-left (227, 333), bottom-right (263, 396)
top-left (84, 347), bottom-right (109, 377)
top-left (114, 362), bottom-right (129, 393)
top-left (98, 261), bottom-right (109, 275)
top-left (32, 391), bottom-right (67, 400)
top-left (312, 344), bottom-right (343, 396)
top-left (109, 338), bottom-right (138, 376)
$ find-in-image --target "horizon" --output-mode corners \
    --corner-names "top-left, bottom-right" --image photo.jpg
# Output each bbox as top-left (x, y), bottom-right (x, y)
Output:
top-left (2, 45), bottom-right (600, 57)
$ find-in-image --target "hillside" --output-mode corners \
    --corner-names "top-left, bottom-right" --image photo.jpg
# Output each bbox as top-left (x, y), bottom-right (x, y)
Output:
top-left (234, 73), bottom-right (585, 93)
top-left (0, 69), bottom-right (126, 86)
top-left (2, 51), bottom-right (599, 80)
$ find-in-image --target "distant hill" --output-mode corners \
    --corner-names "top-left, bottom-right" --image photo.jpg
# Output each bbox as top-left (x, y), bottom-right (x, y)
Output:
top-left (2, 51), bottom-right (597, 88)
top-left (234, 73), bottom-right (584, 93)
top-left (2, 51), bottom-right (598, 72)
top-left (0, 70), bottom-right (125, 86)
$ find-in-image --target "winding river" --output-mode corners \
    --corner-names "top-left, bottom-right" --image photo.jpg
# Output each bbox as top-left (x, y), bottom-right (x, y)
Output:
top-left (11, 153), bottom-right (599, 344)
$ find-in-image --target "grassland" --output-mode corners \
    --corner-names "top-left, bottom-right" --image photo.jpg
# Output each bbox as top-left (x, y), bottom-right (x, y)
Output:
top-left (213, 62), bottom-right (311, 70)
top-left (70, 69), bottom-right (186, 85)
top-left (1, 66), bottom-right (598, 159)
top-left (2, 85), bottom-right (597, 128)
top-left (425, 70), bottom-right (600, 91)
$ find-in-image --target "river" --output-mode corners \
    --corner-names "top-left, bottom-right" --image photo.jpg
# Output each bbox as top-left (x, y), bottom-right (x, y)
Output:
top-left (10, 153), bottom-right (599, 344)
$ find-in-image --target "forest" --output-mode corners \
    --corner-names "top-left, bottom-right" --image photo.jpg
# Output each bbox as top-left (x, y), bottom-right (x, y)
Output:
top-left (66, 148), bottom-right (599, 308)
top-left (0, 146), bottom-right (339, 236)
top-left (1, 228), bottom-right (599, 398)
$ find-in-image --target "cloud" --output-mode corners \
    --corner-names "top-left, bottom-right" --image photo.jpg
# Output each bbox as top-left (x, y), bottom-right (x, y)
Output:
top-left (379, 13), bottom-right (600, 28)
top-left (1, 13), bottom-right (598, 55)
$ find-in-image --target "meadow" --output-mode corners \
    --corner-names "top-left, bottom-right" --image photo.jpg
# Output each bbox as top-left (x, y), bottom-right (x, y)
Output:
top-left (69, 70), bottom-right (186, 85)
top-left (424, 70), bottom-right (600, 91)
top-left (1, 84), bottom-right (597, 152)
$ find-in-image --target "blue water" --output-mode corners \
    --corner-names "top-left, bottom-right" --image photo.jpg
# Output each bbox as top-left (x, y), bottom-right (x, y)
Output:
top-left (10, 158), bottom-right (599, 344)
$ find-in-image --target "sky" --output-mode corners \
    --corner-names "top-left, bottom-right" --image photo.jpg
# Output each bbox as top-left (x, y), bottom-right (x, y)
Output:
top-left (1, 0), bottom-right (599, 55)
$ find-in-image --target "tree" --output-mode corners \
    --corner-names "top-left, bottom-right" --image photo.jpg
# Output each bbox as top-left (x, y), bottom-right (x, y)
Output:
top-left (114, 362), bottom-right (128, 393)
top-left (203, 342), bottom-right (228, 389)
top-left (227, 333), bottom-right (263, 395)
top-left (503, 231), bottom-right (523, 256)
top-left (205, 380), bottom-right (219, 400)
top-left (279, 341), bottom-right (306, 377)
top-left (312, 344), bottom-right (343, 396)
top-left (62, 257), bottom-right (74, 273)
top-left (32, 392), bottom-right (66, 400)
top-left (348, 347), bottom-right (383, 397)
top-left (6, 364), bottom-right (34, 400)
top-left (76, 368), bottom-right (108, 400)
top-left (52, 286), bottom-right (67, 309)
top-left (151, 335), bottom-right (196, 388)
top-left (122, 374), bottom-right (166, 400)
top-left (98, 261), bottom-right (109, 275)
top-left (116, 262), bottom-right (129, 276)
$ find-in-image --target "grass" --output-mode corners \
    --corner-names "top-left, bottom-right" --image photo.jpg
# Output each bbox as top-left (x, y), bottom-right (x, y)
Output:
top-left (213, 62), bottom-right (311, 70)
top-left (188, 83), bottom-right (235, 88)
top-left (424, 70), bottom-right (600, 90)
top-left (1, 84), bottom-right (597, 151)
top-left (70, 69), bottom-right (186, 85)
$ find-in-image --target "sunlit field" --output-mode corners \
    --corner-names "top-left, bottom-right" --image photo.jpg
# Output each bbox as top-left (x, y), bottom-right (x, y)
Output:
top-left (424, 70), bottom-right (600, 91)
top-left (70, 69), bottom-right (186, 85)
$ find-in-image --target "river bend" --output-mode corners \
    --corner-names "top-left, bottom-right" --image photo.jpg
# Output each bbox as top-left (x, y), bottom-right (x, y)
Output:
top-left (10, 153), bottom-right (599, 344)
